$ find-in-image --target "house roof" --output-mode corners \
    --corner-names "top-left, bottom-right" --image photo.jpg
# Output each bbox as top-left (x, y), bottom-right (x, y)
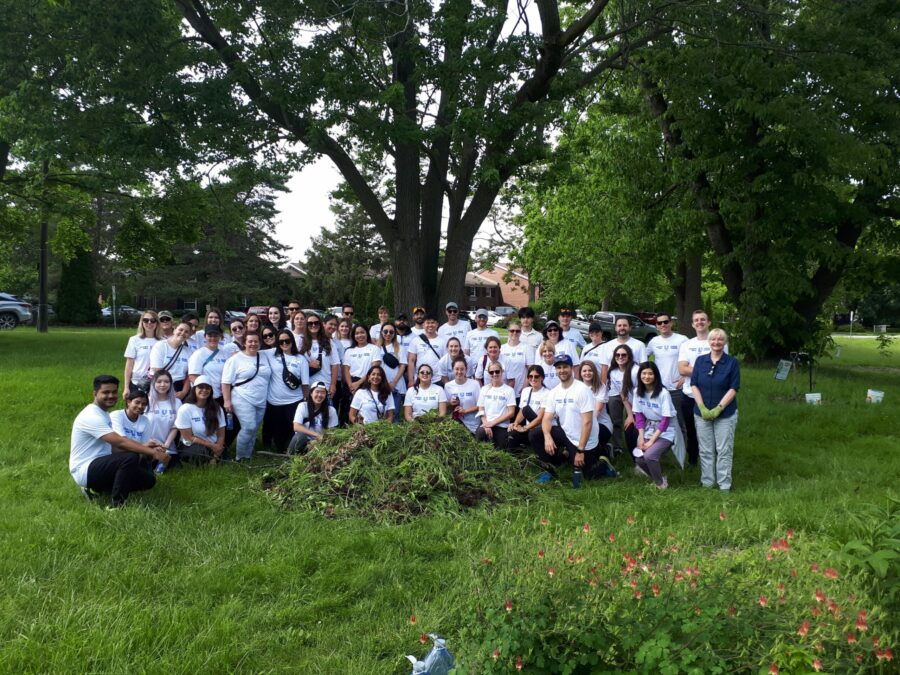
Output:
top-left (477, 262), bottom-right (530, 282)
top-left (465, 272), bottom-right (499, 287)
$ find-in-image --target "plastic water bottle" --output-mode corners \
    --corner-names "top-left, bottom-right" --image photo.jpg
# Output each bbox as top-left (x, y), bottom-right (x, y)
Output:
top-left (423, 635), bottom-right (455, 675)
top-left (572, 469), bottom-right (583, 489)
top-left (226, 412), bottom-right (234, 430)
top-left (154, 461), bottom-right (166, 475)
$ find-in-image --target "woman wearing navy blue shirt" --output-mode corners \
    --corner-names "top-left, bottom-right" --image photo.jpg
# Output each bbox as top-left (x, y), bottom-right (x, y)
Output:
top-left (691, 328), bottom-right (740, 491)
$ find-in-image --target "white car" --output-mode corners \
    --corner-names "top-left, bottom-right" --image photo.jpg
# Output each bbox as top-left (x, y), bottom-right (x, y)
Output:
top-left (486, 311), bottom-right (503, 327)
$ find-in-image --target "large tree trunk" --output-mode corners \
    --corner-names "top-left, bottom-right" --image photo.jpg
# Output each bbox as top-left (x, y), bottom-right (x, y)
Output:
top-left (389, 236), bottom-right (426, 314)
top-left (672, 252), bottom-right (702, 337)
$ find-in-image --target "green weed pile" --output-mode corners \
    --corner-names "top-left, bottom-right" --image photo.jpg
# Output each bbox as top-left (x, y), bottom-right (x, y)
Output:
top-left (265, 415), bottom-right (536, 522)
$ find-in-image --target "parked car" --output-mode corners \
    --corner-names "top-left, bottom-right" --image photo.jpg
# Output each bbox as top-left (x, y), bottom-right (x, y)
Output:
top-left (245, 305), bottom-right (270, 319)
top-left (302, 308), bottom-right (325, 319)
top-left (588, 311), bottom-right (659, 343)
top-left (0, 292), bottom-right (33, 329)
top-left (101, 305), bottom-right (142, 321)
top-left (223, 309), bottom-right (247, 323)
top-left (635, 311), bottom-right (659, 324)
top-left (494, 305), bottom-right (517, 318)
top-left (458, 310), bottom-right (477, 329)
top-left (486, 310), bottom-right (503, 327)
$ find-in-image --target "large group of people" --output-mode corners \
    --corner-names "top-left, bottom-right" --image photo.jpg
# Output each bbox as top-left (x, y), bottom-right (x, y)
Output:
top-left (70, 303), bottom-right (740, 507)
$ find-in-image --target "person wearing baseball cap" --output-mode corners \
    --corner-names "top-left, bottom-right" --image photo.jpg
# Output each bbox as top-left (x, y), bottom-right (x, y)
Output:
top-left (438, 301), bottom-right (469, 350)
top-left (175, 374), bottom-right (226, 463)
top-left (579, 321), bottom-right (606, 372)
top-left (558, 308), bottom-right (586, 351)
top-left (466, 308), bottom-right (499, 362)
top-left (411, 306), bottom-right (427, 336)
top-left (187, 324), bottom-right (228, 400)
top-left (532, 353), bottom-right (617, 487)
top-left (157, 310), bottom-right (174, 337)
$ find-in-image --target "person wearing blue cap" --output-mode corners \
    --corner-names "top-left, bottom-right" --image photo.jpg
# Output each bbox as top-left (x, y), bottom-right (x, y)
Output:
top-left (533, 354), bottom-right (617, 486)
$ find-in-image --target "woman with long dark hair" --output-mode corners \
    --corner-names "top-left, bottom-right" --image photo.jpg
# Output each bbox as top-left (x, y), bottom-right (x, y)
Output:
top-left (302, 314), bottom-right (338, 398)
top-left (633, 361), bottom-right (678, 489)
top-left (123, 310), bottom-right (162, 398)
top-left (266, 305), bottom-right (286, 332)
top-left (342, 324), bottom-right (381, 398)
top-left (444, 357), bottom-right (481, 434)
top-left (289, 382), bottom-right (338, 454)
top-left (608, 343), bottom-right (639, 455)
top-left (475, 362), bottom-right (516, 448)
top-left (263, 330), bottom-right (309, 452)
top-left (349, 365), bottom-right (395, 424)
top-left (579, 360), bottom-right (614, 457)
top-left (438, 337), bottom-right (472, 384)
top-left (508, 364), bottom-right (551, 451)
top-left (175, 375), bottom-right (226, 463)
top-left (376, 321), bottom-right (406, 415)
top-left (145, 369), bottom-right (181, 462)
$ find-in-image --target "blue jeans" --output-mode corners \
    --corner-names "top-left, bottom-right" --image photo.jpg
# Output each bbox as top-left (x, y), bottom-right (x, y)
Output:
top-left (232, 396), bottom-right (265, 460)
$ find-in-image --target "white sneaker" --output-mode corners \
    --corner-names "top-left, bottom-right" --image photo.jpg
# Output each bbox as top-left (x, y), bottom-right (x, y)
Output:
top-left (656, 476), bottom-right (669, 490)
top-left (633, 465), bottom-right (649, 478)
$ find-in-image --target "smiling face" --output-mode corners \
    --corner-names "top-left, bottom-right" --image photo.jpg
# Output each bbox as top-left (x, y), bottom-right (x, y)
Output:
top-left (486, 341), bottom-right (500, 358)
top-left (453, 360), bottom-right (468, 382)
top-left (615, 318), bottom-right (630, 338)
top-left (93, 383), bottom-right (119, 411)
top-left (353, 326), bottom-right (368, 346)
top-left (709, 332), bottom-right (727, 353)
top-left (173, 323), bottom-right (191, 343)
top-left (261, 329), bottom-right (276, 346)
top-left (244, 333), bottom-right (261, 354)
top-left (310, 386), bottom-right (327, 405)
top-left (555, 363), bottom-right (573, 383)
top-left (368, 367), bottom-right (384, 386)
top-left (206, 312), bottom-right (221, 326)
top-left (268, 307), bottom-right (282, 324)
top-left (126, 395), bottom-right (148, 417)
top-left (194, 384), bottom-right (213, 402)
top-left (447, 339), bottom-right (461, 356)
top-left (655, 314), bottom-right (672, 336)
top-left (338, 320), bottom-right (351, 338)
top-left (614, 349), bottom-right (630, 368)
top-left (292, 312), bottom-right (306, 332)
top-left (246, 315), bottom-right (261, 332)
top-left (424, 318), bottom-right (438, 335)
top-left (580, 364), bottom-right (594, 383)
top-left (204, 333), bottom-right (221, 350)
top-left (153, 374), bottom-right (172, 395)
top-left (640, 367), bottom-right (656, 387)
top-left (418, 366), bottom-right (433, 382)
top-left (693, 312), bottom-right (709, 334)
top-left (526, 369), bottom-right (544, 389)
top-left (140, 313), bottom-right (158, 337)
top-left (542, 347), bottom-right (555, 363)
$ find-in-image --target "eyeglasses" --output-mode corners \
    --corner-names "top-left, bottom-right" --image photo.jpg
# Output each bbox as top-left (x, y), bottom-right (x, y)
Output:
top-left (418, 370), bottom-right (432, 376)
top-left (708, 362), bottom-right (718, 377)
top-left (232, 326), bottom-right (244, 332)
top-left (488, 370), bottom-right (502, 375)
top-left (278, 338), bottom-right (293, 345)
top-left (527, 374), bottom-right (542, 380)
top-left (546, 327), bottom-right (559, 332)
top-left (657, 319), bottom-right (671, 325)
top-left (615, 353), bottom-right (628, 358)
top-left (159, 317), bottom-right (172, 322)
top-left (508, 329), bottom-right (520, 333)
top-left (382, 329), bottom-right (395, 335)
top-left (288, 306), bottom-right (300, 311)
top-left (142, 318), bottom-right (157, 324)
top-left (344, 311), bottom-right (354, 316)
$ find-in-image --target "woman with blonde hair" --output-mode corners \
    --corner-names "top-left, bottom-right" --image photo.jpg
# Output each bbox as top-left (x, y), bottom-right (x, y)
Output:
top-left (124, 310), bottom-right (162, 398)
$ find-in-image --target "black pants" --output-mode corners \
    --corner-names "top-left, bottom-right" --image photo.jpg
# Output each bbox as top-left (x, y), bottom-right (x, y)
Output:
top-left (86, 452), bottom-right (156, 506)
top-left (476, 425), bottom-right (509, 449)
top-left (507, 427), bottom-right (535, 451)
top-left (263, 400), bottom-right (302, 453)
top-left (681, 394), bottom-right (699, 465)
top-left (529, 426), bottom-right (610, 478)
top-left (217, 395), bottom-right (240, 454)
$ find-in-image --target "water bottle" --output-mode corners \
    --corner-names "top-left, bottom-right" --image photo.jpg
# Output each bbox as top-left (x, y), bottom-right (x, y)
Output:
top-left (155, 461), bottom-right (166, 475)
top-left (572, 469), bottom-right (583, 489)
top-left (226, 412), bottom-right (234, 430)
top-left (423, 635), bottom-right (455, 675)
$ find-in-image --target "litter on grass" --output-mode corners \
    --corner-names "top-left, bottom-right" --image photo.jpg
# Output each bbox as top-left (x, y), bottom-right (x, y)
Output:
top-left (263, 415), bottom-right (536, 522)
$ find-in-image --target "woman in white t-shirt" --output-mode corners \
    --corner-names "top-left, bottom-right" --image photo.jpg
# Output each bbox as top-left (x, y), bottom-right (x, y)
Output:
top-left (175, 376), bottom-right (226, 462)
top-left (263, 330), bottom-right (309, 453)
top-left (500, 321), bottom-right (533, 396)
top-left (302, 315), bottom-right (338, 396)
top-left (376, 321), bottom-right (407, 415)
top-left (608, 343), bottom-right (640, 455)
top-left (145, 369), bottom-right (181, 458)
top-left (543, 320), bottom-right (579, 367)
top-left (290, 310), bottom-right (306, 349)
top-left (507, 364), bottom-right (551, 451)
top-left (403, 365), bottom-right (448, 421)
top-left (111, 390), bottom-right (151, 443)
top-left (632, 362), bottom-right (677, 489)
top-left (444, 358), bottom-right (482, 434)
top-left (193, 307), bottom-right (227, 347)
top-left (342, 324), bottom-right (381, 397)
top-left (187, 325), bottom-right (229, 399)
top-left (222, 332), bottom-right (272, 461)
top-left (537, 340), bottom-right (561, 389)
top-left (350, 365), bottom-right (395, 424)
top-left (579, 361), bottom-right (614, 451)
top-left (289, 382), bottom-right (338, 454)
top-left (123, 310), bottom-right (162, 399)
top-left (438, 337), bottom-right (472, 383)
top-left (474, 337), bottom-right (512, 388)
top-left (475, 363), bottom-right (516, 448)
top-left (149, 321), bottom-right (192, 400)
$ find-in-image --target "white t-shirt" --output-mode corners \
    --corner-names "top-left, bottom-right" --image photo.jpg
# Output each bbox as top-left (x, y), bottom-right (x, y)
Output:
top-left (397, 331), bottom-right (416, 349)
top-left (579, 342), bottom-right (606, 372)
top-left (342, 343), bottom-right (381, 380)
top-left (542, 380), bottom-right (599, 450)
top-left (438, 321), bottom-right (470, 351)
top-left (500, 343), bottom-right (534, 394)
top-left (293, 402), bottom-right (338, 434)
top-left (175, 403), bottom-right (226, 445)
top-left (466, 328), bottom-right (499, 361)
top-left (369, 323), bottom-right (387, 342)
top-left (305, 340), bottom-right (336, 388)
top-left (561, 326), bottom-right (586, 349)
top-left (438, 352), bottom-right (473, 381)
top-left (589, 384), bottom-right (614, 433)
top-left (69, 404), bottom-right (114, 488)
top-left (376, 343), bottom-right (408, 394)
top-left (608, 363), bottom-right (641, 398)
top-left (222, 352), bottom-right (271, 405)
top-left (554, 339), bottom-right (580, 366)
top-left (599, 338), bottom-right (647, 370)
top-left (149, 340), bottom-right (191, 381)
top-left (519, 328), bottom-right (543, 350)
top-left (187, 347), bottom-right (231, 398)
top-left (350, 388), bottom-right (396, 424)
top-left (110, 410), bottom-right (150, 444)
top-left (145, 399), bottom-right (181, 447)
top-left (474, 354), bottom-right (509, 383)
top-left (678, 337), bottom-right (728, 397)
top-left (410, 325), bottom-right (426, 336)
top-left (477, 384), bottom-right (516, 428)
top-left (647, 333), bottom-right (689, 391)
top-left (221, 341), bottom-right (241, 357)
top-left (444, 378), bottom-right (482, 433)
top-left (266, 351), bottom-right (309, 405)
top-left (519, 385), bottom-right (553, 422)
top-left (408, 334), bottom-right (446, 374)
top-left (124, 336), bottom-right (158, 382)
top-left (403, 384), bottom-right (448, 418)
top-left (633, 388), bottom-right (677, 442)
top-left (536, 360), bottom-right (561, 389)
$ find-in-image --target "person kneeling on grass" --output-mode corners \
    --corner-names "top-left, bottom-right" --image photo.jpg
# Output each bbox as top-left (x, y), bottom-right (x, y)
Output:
top-left (70, 375), bottom-right (170, 508)
top-left (288, 382), bottom-right (338, 454)
top-left (532, 355), bottom-right (617, 488)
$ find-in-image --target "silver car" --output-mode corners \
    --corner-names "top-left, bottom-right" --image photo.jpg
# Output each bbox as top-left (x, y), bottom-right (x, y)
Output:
top-left (0, 292), bottom-right (34, 329)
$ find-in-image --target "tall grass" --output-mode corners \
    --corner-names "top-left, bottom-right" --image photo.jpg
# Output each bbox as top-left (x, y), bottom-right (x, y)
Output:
top-left (0, 330), bottom-right (896, 672)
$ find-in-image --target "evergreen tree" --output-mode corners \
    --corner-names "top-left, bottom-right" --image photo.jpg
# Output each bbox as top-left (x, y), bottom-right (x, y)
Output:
top-left (57, 248), bottom-right (100, 324)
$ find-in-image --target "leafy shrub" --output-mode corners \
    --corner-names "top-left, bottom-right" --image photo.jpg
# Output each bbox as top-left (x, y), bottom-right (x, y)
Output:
top-left (455, 514), bottom-right (897, 673)
top-left (265, 415), bottom-right (535, 522)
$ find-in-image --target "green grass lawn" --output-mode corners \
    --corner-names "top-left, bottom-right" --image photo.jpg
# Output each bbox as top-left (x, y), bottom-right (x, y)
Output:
top-left (0, 329), bottom-right (897, 673)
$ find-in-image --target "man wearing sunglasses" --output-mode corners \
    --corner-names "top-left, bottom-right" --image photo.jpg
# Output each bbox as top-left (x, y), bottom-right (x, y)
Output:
top-left (647, 313), bottom-right (688, 433)
top-left (438, 301), bottom-right (470, 350)
top-left (341, 303), bottom-right (355, 321)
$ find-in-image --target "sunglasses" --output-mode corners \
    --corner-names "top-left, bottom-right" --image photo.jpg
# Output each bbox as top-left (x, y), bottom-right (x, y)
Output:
top-left (288, 306), bottom-right (300, 311)
top-left (546, 327), bottom-right (559, 332)
top-left (418, 370), bottom-right (432, 376)
top-left (232, 326), bottom-right (244, 331)
top-left (159, 317), bottom-right (172, 322)
top-left (488, 370), bottom-right (502, 375)
top-left (307, 321), bottom-right (320, 327)
top-left (657, 319), bottom-right (671, 325)
top-left (382, 329), bottom-right (395, 335)
top-left (615, 353), bottom-right (628, 358)
top-left (508, 329), bottom-right (521, 333)
top-left (527, 374), bottom-right (543, 380)
top-left (344, 311), bottom-right (354, 316)
top-left (446, 309), bottom-right (458, 314)
top-left (263, 333), bottom-right (275, 339)
top-left (278, 338), bottom-right (293, 345)
top-left (142, 318), bottom-right (157, 324)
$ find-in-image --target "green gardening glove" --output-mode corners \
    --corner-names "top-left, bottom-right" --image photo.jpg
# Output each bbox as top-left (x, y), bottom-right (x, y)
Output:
top-left (698, 402), bottom-right (711, 420)
top-left (709, 405), bottom-right (723, 419)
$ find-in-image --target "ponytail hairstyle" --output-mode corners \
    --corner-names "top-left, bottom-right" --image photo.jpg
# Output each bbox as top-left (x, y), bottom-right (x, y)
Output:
top-left (635, 361), bottom-right (663, 399)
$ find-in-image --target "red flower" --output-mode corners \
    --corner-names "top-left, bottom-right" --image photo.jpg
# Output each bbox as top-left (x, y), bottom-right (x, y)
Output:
top-left (505, 599), bottom-right (512, 613)
top-left (481, 557), bottom-right (492, 565)
top-left (814, 589), bottom-right (825, 603)
top-left (719, 511), bottom-right (726, 521)
top-left (855, 654), bottom-right (863, 664)
top-left (766, 552), bottom-right (774, 561)
top-left (810, 563), bottom-right (820, 572)
top-left (790, 568), bottom-right (797, 578)
top-left (516, 655), bottom-right (523, 670)
top-left (856, 616), bottom-right (868, 632)
top-left (652, 584), bottom-right (660, 597)
top-left (675, 571), bottom-right (684, 582)
top-left (608, 532), bottom-right (616, 543)
top-left (729, 606), bottom-right (735, 617)
top-left (633, 590), bottom-right (642, 600)
top-left (629, 578), bottom-right (638, 589)
top-left (690, 580), bottom-right (698, 589)
top-left (811, 606), bottom-right (820, 617)
top-left (410, 615), bottom-right (417, 625)
top-left (814, 641), bottom-right (824, 652)
top-left (540, 517), bottom-right (549, 526)
top-left (420, 632), bottom-right (427, 644)
top-left (548, 566), bottom-right (555, 578)
top-left (627, 515), bottom-right (635, 525)
top-left (769, 663), bottom-right (778, 674)
top-left (758, 595), bottom-right (769, 607)
top-left (798, 621), bottom-right (810, 637)
top-left (876, 648), bottom-right (893, 662)
top-left (777, 583), bottom-right (785, 593)
top-left (847, 632), bottom-right (857, 644)
top-left (538, 549), bottom-right (544, 558)
top-left (492, 649), bottom-right (500, 660)
top-left (786, 528), bottom-right (794, 539)
top-left (872, 635), bottom-right (880, 647)
top-left (812, 658), bottom-right (822, 672)
top-left (823, 567), bottom-right (839, 579)
top-left (582, 522), bottom-right (590, 533)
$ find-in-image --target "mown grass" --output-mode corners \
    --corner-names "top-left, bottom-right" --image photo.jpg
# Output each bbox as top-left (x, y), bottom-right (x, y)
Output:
top-left (0, 329), bottom-right (896, 672)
